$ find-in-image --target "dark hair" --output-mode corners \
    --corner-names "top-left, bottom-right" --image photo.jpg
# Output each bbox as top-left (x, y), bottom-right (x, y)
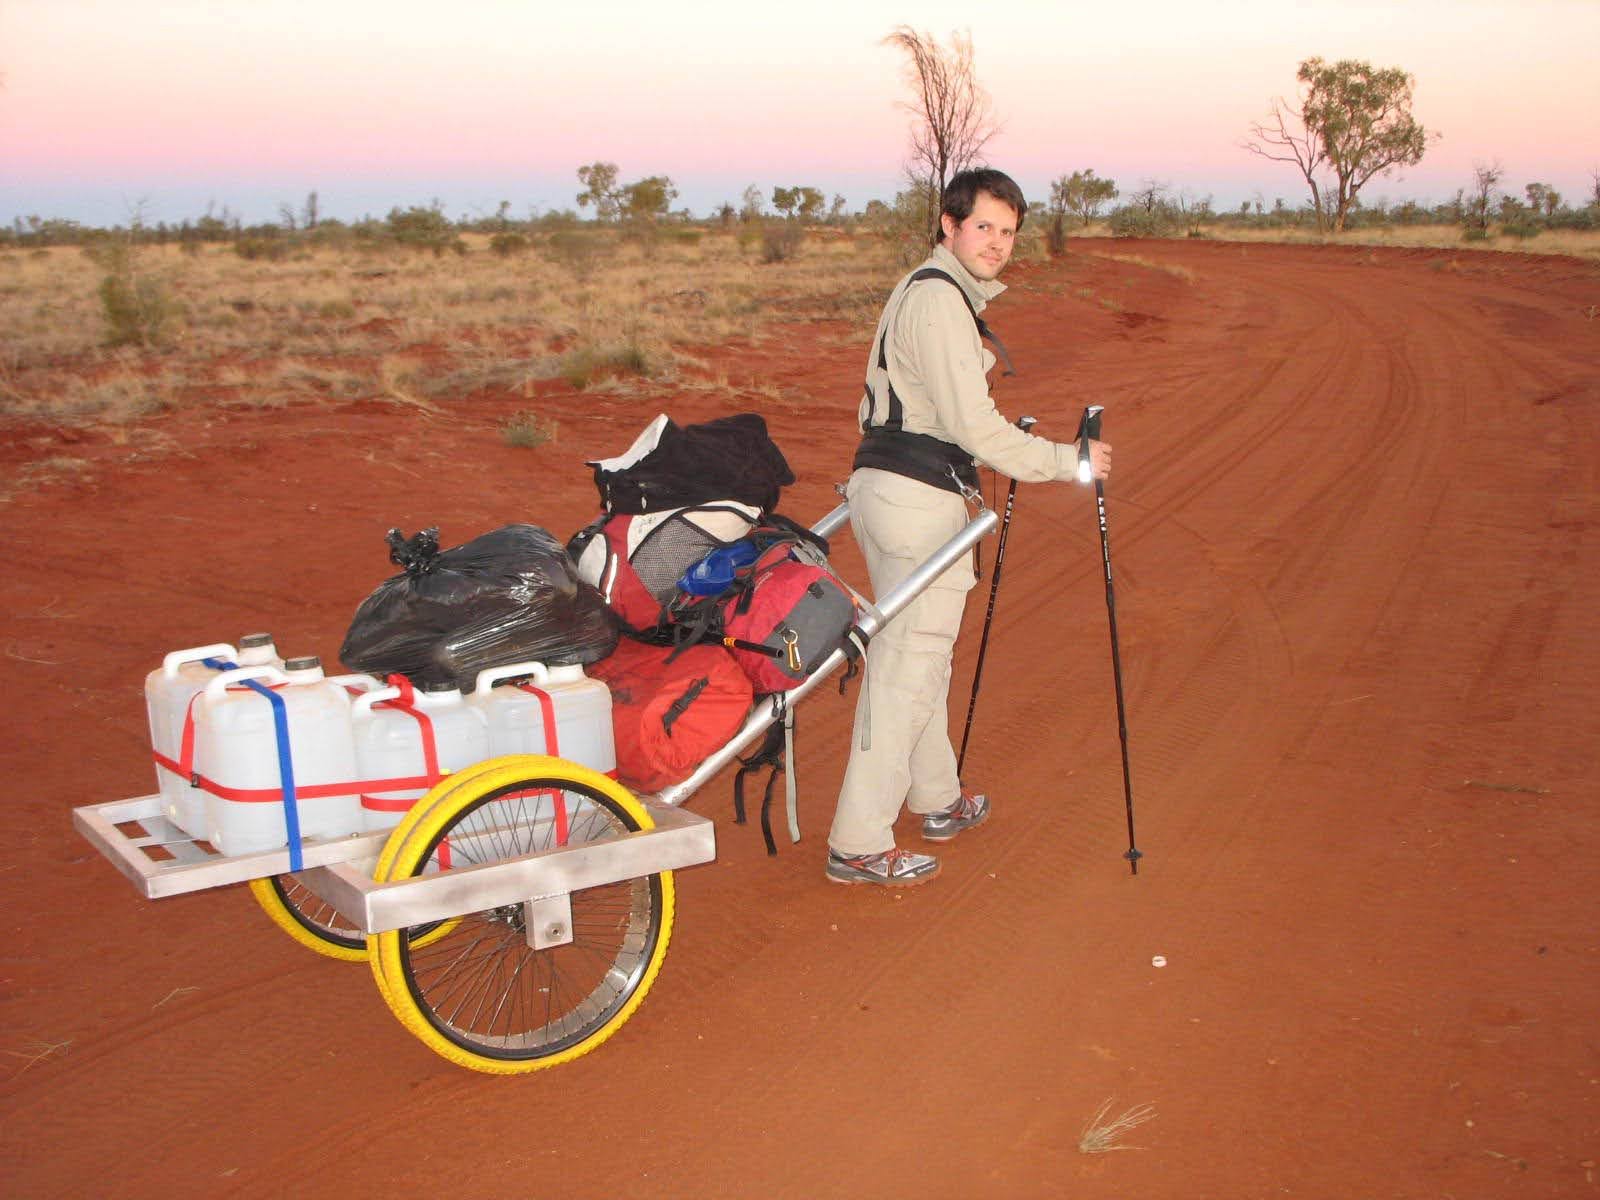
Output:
top-left (937, 169), bottom-right (1027, 242)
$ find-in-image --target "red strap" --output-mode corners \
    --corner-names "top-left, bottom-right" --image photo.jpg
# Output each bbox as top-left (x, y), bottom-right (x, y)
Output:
top-left (376, 698), bottom-right (440, 779)
top-left (178, 693), bottom-right (201, 779)
top-left (154, 751), bottom-right (438, 801)
top-left (514, 682), bottom-right (568, 844)
top-left (361, 793), bottom-right (420, 812)
top-left (513, 682), bottom-right (562, 757)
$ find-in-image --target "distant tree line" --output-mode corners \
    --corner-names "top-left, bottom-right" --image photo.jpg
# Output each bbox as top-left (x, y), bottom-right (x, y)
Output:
top-left (4, 167), bottom-right (1596, 254)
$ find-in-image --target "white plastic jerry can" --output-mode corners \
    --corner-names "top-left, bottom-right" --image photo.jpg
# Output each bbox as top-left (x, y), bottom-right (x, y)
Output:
top-left (470, 661), bottom-right (616, 774)
top-left (197, 656), bottom-right (362, 857)
top-left (146, 636), bottom-right (292, 836)
top-left (352, 681), bottom-right (490, 831)
top-left (146, 642), bottom-right (240, 837)
top-left (235, 632), bottom-right (283, 670)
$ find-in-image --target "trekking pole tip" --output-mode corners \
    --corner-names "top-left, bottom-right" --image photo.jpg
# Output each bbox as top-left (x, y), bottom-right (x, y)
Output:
top-left (1124, 846), bottom-right (1143, 876)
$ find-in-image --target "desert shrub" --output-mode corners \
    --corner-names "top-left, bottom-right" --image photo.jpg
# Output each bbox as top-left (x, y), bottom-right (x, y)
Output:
top-left (760, 221), bottom-right (804, 263)
top-left (94, 242), bottom-right (180, 347)
top-left (1499, 218), bottom-right (1542, 240)
top-left (501, 409), bottom-right (556, 448)
top-left (1108, 203), bottom-right (1181, 238)
top-left (545, 229), bottom-right (604, 278)
top-left (234, 236), bottom-right (290, 261)
top-left (1461, 227), bottom-right (1491, 243)
top-left (489, 232), bottom-right (530, 257)
top-left (1549, 207), bottom-right (1598, 231)
top-left (385, 204), bottom-right (465, 255)
top-left (1044, 212), bottom-right (1069, 257)
top-left (559, 339), bottom-right (659, 390)
top-left (318, 299), bottom-right (357, 320)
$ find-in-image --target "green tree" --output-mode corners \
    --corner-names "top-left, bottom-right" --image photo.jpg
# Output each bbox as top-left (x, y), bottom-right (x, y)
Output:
top-left (576, 162), bottom-right (622, 221)
top-left (1524, 183), bottom-right (1560, 218)
top-left (1051, 169), bottom-right (1119, 227)
top-left (770, 186), bottom-right (825, 221)
top-left (1245, 57), bottom-right (1434, 233)
top-left (796, 187), bottom-right (825, 221)
top-left (619, 175), bottom-right (677, 223)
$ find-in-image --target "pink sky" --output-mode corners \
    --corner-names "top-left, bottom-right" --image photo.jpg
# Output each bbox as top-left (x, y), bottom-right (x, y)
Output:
top-left (2, 0), bottom-right (1596, 224)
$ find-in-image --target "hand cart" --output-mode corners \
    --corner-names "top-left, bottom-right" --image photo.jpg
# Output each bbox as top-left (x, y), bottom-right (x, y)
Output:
top-left (73, 498), bottom-right (999, 1074)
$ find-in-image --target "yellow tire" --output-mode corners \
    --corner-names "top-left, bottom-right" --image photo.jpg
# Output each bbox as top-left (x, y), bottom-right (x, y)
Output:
top-left (250, 874), bottom-right (370, 962)
top-left (369, 755), bottom-right (675, 1074)
top-left (251, 764), bottom-right (510, 962)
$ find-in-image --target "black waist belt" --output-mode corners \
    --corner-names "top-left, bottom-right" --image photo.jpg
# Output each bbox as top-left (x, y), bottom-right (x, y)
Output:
top-left (853, 429), bottom-right (979, 495)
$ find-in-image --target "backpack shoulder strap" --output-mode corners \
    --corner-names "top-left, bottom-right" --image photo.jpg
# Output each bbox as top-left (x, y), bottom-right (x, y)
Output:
top-left (863, 266), bottom-right (1017, 434)
top-left (906, 267), bottom-right (1017, 377)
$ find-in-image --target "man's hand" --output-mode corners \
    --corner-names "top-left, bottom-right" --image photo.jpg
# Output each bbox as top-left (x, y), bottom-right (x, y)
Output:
top-left (1084, 438), bottom-right (1112, 481)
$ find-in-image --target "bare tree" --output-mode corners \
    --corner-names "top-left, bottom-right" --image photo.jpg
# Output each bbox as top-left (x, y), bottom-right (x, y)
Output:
top-left (1245, 57), bottom-right (1434, 233)
top-left (1466, 161), bottom-right (1503, 232)
top-left (1245, 94), bottom-right (1328, 229)
top-left (1129, 179), bottom-right (1170, 214)
top-left (884, 26), bottom-right (999, 242)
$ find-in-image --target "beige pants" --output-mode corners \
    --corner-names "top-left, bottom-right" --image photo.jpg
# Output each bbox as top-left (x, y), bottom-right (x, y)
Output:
top-left (828, 469), bottom-right (976, 856)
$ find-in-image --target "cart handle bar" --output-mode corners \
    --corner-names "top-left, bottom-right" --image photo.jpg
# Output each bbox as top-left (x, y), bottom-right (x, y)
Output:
top-left (651, 500), bottom-right (999, 808)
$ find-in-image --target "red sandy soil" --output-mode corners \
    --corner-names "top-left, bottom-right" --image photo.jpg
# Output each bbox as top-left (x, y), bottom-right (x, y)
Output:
top-left (2, 240), bottom-right (1598, 1198)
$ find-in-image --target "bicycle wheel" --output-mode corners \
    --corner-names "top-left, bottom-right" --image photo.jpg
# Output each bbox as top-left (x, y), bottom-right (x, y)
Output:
top-left (370, 755), bottom-right (675, 1074)
top-left (250, 873), bottom-right (368, 961)
top-left (361, 761), bottom-right (522, 996)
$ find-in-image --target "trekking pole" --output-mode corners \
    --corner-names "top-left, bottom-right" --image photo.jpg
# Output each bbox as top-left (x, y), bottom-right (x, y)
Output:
top-left (1077, 405), bottom-right (1142, 875)
top-left (957, 414), bottom-right (1037, 778)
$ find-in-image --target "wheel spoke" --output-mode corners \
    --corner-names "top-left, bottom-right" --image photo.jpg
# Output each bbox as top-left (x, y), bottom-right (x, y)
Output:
top-left (391, 772), bottom-right (667, 1060)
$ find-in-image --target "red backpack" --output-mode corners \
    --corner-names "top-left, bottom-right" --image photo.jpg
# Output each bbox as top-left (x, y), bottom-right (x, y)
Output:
top-left (588, 638), bottom-right (753, 792)
top-left (667, 530), bottom-right (859, 694)
top-left (568, 503), bottom-right (761, 634)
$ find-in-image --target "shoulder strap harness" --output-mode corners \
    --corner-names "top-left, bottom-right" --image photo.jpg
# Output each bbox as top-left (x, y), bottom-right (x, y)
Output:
top-left (863, 267), bottom-right (1018, 433)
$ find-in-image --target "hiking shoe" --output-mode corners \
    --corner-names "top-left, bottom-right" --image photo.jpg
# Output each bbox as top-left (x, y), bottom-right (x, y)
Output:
top-left (825, 847), bottom-right (941, 886)
top-left (921, 790), bottom-right (991, 842)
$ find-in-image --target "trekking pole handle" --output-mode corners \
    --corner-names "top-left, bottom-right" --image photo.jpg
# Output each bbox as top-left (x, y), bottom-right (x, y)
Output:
top-left (1075, 405), bottom-right (1104, 483)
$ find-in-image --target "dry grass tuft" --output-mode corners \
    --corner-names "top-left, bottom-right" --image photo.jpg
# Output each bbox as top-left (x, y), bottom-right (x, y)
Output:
top-left (1080, 250), bottom-right (1197, 282)
top-left (4, 1037), bottom-right (71, 1077)
top-left (1210, 223), bottom-right (1600, 262)
top-left (1078, 1098), bottom-right (1157, 1154)
top-left (501, 409), bottom-right (558, 449)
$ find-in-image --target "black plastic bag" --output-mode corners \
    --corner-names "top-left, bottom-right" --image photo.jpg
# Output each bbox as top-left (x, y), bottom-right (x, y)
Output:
top-left (340, 524), bottom-right (618, 689)
top-left (587, 412), bottom-right (795, 514)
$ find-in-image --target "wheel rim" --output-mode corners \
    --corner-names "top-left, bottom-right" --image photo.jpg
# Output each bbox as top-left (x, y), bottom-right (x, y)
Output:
top-left (268, 873), bottom-right (365, 949)
top-left (396, 778), bottom-right (665, 1061)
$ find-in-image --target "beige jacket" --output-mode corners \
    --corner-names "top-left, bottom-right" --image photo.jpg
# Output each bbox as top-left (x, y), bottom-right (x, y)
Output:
top-left (858, 244), bottom-right (1080, 483)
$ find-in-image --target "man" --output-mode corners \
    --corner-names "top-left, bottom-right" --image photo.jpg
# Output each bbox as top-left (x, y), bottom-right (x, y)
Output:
top-left (825, 168), bottom-right (1112, 886)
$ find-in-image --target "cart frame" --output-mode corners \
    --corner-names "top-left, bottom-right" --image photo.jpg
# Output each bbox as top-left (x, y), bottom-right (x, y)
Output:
top-left (72, 495), bottom-right (998, 1070)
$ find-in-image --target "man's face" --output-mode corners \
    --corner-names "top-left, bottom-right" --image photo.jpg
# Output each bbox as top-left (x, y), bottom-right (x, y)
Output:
top-left (940, 191), bottom-right (1018, 281)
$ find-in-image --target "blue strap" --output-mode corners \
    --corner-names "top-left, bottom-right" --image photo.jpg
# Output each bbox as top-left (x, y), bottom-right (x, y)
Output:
top-left (203, 657), bottom-right (304, 870)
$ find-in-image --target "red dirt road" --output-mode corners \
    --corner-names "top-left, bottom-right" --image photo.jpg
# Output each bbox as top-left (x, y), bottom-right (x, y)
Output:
top-left (3, 241), bottom-right (1597, 1198)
